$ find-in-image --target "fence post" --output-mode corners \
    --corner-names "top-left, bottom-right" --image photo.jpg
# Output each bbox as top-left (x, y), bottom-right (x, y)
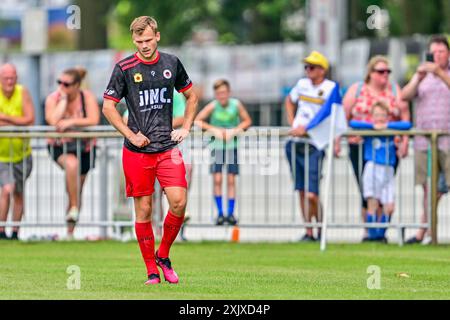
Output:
top-left (100, 142), bottom-right (109, 238)
top-left (431, 131), bottom-right (439, 245)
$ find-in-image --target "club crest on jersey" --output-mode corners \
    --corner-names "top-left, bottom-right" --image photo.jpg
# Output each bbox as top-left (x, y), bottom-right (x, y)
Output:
top-left (134, 73), bottom-right (143, 83)
top-left (163, 69), bottom-right (172, 79)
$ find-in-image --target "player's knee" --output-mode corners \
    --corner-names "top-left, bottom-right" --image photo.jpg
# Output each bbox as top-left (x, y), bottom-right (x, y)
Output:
top-left (170, 197), bottom-right (186, 214)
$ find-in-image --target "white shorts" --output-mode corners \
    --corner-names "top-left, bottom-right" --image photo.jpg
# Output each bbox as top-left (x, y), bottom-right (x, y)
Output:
top-left (362, 161), bottom-right (395, 205)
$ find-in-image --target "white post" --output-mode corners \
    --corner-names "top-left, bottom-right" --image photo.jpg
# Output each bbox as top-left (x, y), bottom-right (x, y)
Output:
top-left (320, 103), bottom-right (337, 251)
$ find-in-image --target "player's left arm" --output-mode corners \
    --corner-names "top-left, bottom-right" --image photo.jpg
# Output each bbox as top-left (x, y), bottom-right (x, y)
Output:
top-left (0, 87), bottom-right (35, 126)
top-left (171, 87), bottom-right (198, 143)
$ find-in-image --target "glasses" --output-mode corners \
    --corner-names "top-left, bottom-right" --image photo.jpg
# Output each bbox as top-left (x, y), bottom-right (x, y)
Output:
top-left (57, 79), bottom-right (75, 87)
top-left (304, 64), bottom-right (318, 71)
top-left (372, 69), bottom-right (392, 75)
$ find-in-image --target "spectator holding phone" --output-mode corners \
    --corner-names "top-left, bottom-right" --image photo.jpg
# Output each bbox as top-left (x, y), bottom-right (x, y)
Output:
top-left (402, 35), bottom-right (450, 244)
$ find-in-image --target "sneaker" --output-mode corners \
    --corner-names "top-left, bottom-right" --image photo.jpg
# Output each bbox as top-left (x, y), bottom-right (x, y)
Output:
top-left (299, 234), bottom-right (316, 242)
top-left (421, 236), bottom-right (432, 245)
top-left (405, 236), bottom-right (422, 244)
top-left (144, 273), bottom-right (161, 285)
top-left (155, 250), bottom-right (179, 284)
top-left (226, 215), bottom-right (238, 226)
top-left (66, 207), bottom-right (79, 223)
top-left (216, 216), bottom-right (225, 226)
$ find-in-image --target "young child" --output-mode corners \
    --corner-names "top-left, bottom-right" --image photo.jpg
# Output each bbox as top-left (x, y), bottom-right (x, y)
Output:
top-left (350, 101), bottom-right (411, 242)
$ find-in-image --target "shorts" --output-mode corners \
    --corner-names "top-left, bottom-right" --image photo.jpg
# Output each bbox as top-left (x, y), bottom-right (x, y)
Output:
top-left (122, 146), bottom-right (187, 197)
top-left (285, 140), bottom-right (324, 195)
top-left (48, 145), bottom-right (96, 175)
top-left (414, 150), bottom-right (450, 192)
top-left (210, 148), bottom-right (239, 175)
top-left (0, 155), bottom-right (33, 193)
top-left (362, 161), bottom-right (395, 205)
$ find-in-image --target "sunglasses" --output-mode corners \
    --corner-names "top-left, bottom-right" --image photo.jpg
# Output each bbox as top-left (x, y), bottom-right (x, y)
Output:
top-left (373, 69), bottom-right (392, 75)
top-left (57, 79), bottom-right (75, 87)
top-left (304, 64), bottom-right (318, 71)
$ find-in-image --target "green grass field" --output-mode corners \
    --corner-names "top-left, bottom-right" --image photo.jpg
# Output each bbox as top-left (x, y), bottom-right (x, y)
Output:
top-left (1, 240), bottom-right (449, 300)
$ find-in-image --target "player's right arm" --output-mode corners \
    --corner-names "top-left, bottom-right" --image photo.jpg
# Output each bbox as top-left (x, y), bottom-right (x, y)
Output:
top-left (103, 64), bottom-right (149, 148)
top-left (103, 99), bottom-right (149, 148)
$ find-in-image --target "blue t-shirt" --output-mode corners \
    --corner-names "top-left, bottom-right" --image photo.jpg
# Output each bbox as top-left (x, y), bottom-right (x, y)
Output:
top-left (349, 120), bottom-right (412, 166)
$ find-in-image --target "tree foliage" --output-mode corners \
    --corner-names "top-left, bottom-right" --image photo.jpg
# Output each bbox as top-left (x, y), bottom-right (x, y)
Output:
top-left (75, 0), bottom-right (449, 49)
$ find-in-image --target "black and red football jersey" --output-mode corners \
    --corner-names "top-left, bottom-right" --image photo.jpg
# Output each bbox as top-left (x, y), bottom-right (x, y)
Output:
top-left (104, 51), bottom-right (192, 153)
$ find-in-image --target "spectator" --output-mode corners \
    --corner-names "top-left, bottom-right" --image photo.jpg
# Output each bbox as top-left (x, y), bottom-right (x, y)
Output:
top-left (45, 67), bottom-right (100, 240)
top-left (402, 35), bottom-right (450, 244)
top-left (350, 101), bottom-right (412, 243)
top-left (284, 51), bottom-right (339, 242)
top-left (195, 79), bottom-right (252, 226)
top-left (341, 55), bottom-right (410, 241)
top-left (0, 63), bottom-right (35, 240)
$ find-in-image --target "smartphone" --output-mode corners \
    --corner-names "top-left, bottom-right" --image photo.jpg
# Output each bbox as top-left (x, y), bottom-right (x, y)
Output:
top-left (426, 52), bottom-right (434, 62)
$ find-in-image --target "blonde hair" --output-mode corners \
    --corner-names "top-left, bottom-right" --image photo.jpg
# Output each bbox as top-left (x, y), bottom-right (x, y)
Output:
top-left (371, 100), bottom-right (389, 114)
top-left (63, 66), bottom-right (87, 85)
top-left (364, 55), bottom-right (390, 83)
top-left (130, 16), bottom-right (158, 35)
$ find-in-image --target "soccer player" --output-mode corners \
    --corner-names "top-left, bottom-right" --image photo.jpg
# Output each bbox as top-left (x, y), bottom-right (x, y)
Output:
top-left (103, 16), bottom-right (198, 285)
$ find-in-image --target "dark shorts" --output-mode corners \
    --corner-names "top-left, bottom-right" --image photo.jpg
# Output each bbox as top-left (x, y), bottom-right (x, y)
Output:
top-left (48, 145), bottom-right (96, 175)
top-left (210, 148), bottom-right (239, 175)
top-left (285, 141), bottom-right (324, 195)
top-left (349, 143), bottom-right (367, 208)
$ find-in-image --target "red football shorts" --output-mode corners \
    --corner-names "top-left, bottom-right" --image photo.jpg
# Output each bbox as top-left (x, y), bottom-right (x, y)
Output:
top-left (122, 147), bottom-right (187, 197)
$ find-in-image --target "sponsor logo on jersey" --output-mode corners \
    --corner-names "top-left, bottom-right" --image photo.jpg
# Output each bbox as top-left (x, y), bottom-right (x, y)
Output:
top-left (139, 87), bottom-right (172, 112)
top-left (134, 73), bottom-right (143, 83)
top-left (163, 69), bottom-right (172, 79)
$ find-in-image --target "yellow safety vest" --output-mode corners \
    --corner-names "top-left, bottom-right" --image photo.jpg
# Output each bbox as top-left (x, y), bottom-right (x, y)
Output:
top-left (0, 85), bottom-right (32, 162)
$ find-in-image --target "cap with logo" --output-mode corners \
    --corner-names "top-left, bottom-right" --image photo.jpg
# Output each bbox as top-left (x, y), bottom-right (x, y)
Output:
top-left (303, 51), bottom-right (329, 70)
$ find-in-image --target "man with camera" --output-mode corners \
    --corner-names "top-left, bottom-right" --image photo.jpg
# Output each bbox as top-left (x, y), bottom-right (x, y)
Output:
top-left (402, 35), bottom-right (450, 244)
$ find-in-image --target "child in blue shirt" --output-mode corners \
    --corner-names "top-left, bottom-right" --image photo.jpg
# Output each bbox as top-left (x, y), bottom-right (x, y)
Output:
top-left (350, 101), bottom-right (411, 242)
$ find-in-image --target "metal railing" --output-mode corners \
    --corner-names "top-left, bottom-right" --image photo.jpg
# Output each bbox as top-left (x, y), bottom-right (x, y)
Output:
top-left (0, 126), bottom-right (448, 245)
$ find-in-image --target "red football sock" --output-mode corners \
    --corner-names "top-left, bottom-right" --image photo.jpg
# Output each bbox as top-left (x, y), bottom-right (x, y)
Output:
top-left (135, 222), bottom-right (158, 276)
top-left (158, 211), bottom-right (184, 258)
